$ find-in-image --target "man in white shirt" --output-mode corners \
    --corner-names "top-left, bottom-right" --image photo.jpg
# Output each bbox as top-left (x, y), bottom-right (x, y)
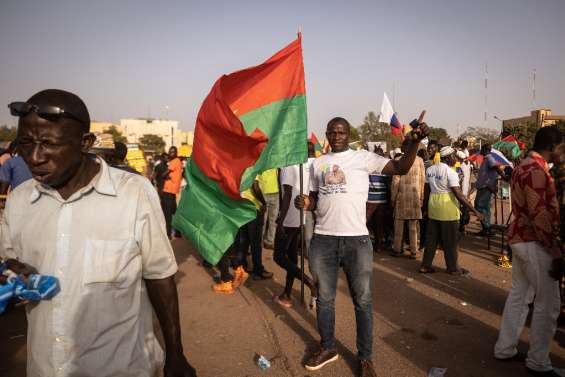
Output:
top-left (273, 142), bottom-right (317, 308)
top-left (295, 117), bottom-right (429, 377)
top-left (2, 89), bottom-right (196, 377)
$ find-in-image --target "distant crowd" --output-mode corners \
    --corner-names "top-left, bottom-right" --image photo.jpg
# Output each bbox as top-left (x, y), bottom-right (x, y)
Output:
top-left (1, 89), bottom-right (565, 377)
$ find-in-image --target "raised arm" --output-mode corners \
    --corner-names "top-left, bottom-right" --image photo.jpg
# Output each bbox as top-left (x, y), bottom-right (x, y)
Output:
top-left (381, 124), bottom-right (430, 176)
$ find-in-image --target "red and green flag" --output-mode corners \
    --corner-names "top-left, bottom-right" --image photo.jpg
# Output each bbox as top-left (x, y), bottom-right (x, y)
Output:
top-left (493, 135), bottom-right (525, 160)
top-left (309, 132), bottom-right (322, 157)
top-left (173, 35), bottom-right (308, 264)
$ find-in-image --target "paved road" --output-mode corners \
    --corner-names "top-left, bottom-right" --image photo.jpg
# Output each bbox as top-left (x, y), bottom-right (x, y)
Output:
top-left (2, 219), bottom-right (565, 377)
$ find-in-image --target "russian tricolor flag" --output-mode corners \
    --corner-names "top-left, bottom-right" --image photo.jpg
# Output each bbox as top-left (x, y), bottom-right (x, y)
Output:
top-left (491, 148), bottom-right (513, 168)
top-left (380, 92), bottom-right (403, 136)
top-left (468, 148), bottom-right (513, 168)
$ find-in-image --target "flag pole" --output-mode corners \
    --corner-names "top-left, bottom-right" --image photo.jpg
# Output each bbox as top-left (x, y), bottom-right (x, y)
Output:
top-left (299, 29), bottom-right (305, 304)
top-left (299, 163), bottom-right (305, 304)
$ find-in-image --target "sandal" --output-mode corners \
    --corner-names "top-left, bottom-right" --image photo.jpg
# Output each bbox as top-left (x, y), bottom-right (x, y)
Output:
top-left (273, 294), bottom-right (293, 308)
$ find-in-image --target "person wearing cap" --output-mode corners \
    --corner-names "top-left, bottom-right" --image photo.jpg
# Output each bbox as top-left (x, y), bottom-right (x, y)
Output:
top-left (2, 89), bottom-right (197, 377)
top-left (390, 139), bottom-right (425, 259)
top-left (419, 146), bottom-right (483, 275)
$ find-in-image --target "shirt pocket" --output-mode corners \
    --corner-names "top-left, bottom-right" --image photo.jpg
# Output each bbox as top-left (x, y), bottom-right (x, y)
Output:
top-left (83, 239), bottom-right (141, 287)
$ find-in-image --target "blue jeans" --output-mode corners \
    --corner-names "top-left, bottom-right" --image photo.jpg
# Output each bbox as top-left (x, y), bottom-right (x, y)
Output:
top-left (309, 234), bottom-right (374, 360)
top-left (474, 188), bottom-right (493, 231)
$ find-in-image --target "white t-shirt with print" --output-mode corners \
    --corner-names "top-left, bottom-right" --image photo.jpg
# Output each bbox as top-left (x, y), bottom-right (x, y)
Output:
top-left (425, 162), bottom-right (460, 193)
top-left (280, 158), bottom-right (314, 228)
top-left (310, 149), bottom-right (390, 236)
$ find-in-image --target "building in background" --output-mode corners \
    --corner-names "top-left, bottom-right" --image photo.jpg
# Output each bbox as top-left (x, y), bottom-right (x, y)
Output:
top-left (503, 109), bottom-right (565, 130)
top-left (90, 122), bottom-right (118, 134)
top-left (90, 119), bottom-right (194, 151)
top-left (120, 118), bottom-right (178, 151)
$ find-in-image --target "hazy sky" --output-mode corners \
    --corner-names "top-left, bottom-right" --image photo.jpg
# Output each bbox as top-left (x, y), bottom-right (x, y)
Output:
top-left (1, 0), bottom-right (564, 138)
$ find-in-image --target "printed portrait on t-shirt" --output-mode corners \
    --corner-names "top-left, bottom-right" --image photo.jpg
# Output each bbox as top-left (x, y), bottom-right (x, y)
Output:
top-left (319, 164), bottom-right (347, 195)
top-left (323, 165), bottom-right (346, 185)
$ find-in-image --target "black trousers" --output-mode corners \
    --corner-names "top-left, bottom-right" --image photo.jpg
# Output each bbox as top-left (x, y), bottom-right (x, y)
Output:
top-left (274, 227), bottom-right (303, 285)
top-left (274, 226), bottom-right (314, 296)
top-left (368, 203), bottom-right (390, 249)
top-left (160, 192), bottom-right (177, 238)
top-left (237, 213), bottom-right (264, 274)
top-left (421, 220), bottom-right (460, 272)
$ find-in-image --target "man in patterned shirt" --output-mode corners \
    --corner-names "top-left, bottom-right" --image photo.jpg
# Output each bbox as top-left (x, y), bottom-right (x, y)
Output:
top-left (494, 126), bottom-right (564, 376)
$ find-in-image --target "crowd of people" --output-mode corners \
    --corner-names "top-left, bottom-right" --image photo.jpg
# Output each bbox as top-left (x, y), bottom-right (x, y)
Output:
top-left (1, 88), bottom-right (565, 377)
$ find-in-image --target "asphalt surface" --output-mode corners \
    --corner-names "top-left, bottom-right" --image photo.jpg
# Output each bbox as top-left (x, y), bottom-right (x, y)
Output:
top-left (2, 216), bottom-right (565, 377)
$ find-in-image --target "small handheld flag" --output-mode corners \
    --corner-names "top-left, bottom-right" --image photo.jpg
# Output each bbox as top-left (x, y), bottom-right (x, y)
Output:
top-left (380, 92), bottom-right (403, 136)
top-left (309, 132), bottom-right (322, 157)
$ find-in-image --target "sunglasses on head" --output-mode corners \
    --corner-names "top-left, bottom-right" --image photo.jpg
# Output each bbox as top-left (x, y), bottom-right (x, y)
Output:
top-left (8, 101), bottom-right (87, 126)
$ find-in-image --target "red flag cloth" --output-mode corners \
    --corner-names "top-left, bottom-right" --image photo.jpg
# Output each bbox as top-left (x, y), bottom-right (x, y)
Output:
top-left (192, 35), bottom-right (305, 199)
top-left (468, 153), bottom-right (484, 165)
top-left (502, 135), bottom-right (526, 150)
top-left (309, 132), bottom-right (319, 145)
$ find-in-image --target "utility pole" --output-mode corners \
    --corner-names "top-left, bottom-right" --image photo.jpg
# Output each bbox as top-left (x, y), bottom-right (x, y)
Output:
top-left (532, 68), bottom-right (537, 110)
top-left (484, 62), bottom-right (488, 124)
top-left (392, 81), bottom-right (396, 110)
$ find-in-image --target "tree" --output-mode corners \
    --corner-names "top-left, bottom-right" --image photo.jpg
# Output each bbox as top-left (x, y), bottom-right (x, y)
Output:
top-left (357, 112), bottom-right (387, 143)
top-left (0, 125), bottom-right (17, 142)
top-left (459, 126), bottom-right (500, 147)
top-left (355, 111), bottom-right (403, 151)
top-left (554, 120), bottom-right (565, 135)
top-left (139, 134), bottom-right (166, 153)
top-left (427, 127), bottom-right (450, 144)
top-left (103, 125), bottom-right (127, 144)
top-left (350, 126), bottom-right (360, 142)
top-left (501, 122), bottom-right (537, 150)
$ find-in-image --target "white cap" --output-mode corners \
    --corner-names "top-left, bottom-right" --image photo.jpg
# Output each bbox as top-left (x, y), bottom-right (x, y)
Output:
top-left (456, 150), bottom-right (467, 160)
top-left (440, 146), bottom-right (455, 157)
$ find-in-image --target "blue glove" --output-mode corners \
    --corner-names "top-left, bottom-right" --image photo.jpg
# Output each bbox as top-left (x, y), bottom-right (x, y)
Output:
top-left (0, 282), bottom-right (15, 314)
top-left (15, 274), bottom-right (60, 301)
top-left (0, 260), bottom-right (60, 314)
